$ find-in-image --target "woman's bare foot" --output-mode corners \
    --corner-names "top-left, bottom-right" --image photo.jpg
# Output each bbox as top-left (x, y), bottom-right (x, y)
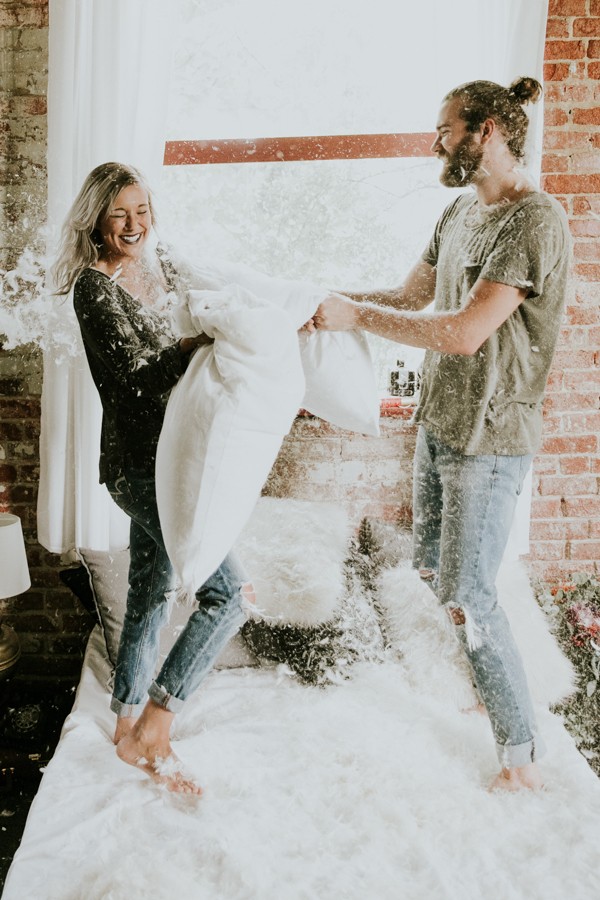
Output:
top-left (116, 700), bottom-right (202, 795)
top-left (489, 762), bottom-right (544, 793)
top-left (113, 716), bottom-right (136, 745)
top-left (462, 702), bottom-right (487, 716)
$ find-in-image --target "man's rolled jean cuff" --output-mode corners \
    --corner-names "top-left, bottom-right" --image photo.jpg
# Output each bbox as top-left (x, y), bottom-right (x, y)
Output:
top-left (496, 734), bottom-right (546, 769)
top-left (148, 680), bottom-right (185, 714)
top-left (111, 697), bottom-right (143, 718)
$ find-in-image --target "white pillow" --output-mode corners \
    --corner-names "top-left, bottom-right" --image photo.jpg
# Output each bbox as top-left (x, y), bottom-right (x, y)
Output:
top-left (170, 254), bottom-right (380, 436)
top-left (156, 285), bottom-right (307, 596)
top-left (158, 253), bottom-right (380, 596)
top-left (298, 329), bottom-right (380, 436)
top-left (236, 498), bottom-right (351, 626)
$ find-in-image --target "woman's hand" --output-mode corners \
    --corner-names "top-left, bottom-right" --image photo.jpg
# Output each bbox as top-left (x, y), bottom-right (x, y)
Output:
top-left (178, 333), bottom-right (214, 355)
top-left (299, 317), bottom-right (317, 334)
top-left (313, 293), bottom-right (361, 331)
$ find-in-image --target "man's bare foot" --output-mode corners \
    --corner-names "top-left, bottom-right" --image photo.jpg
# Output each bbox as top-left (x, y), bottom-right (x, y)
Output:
top-left (489, 762), bottom-right (544, 793)
top-left (116, 700), bottom-right (202, 795)
top-left (113, 716), bottom-right (136, 745)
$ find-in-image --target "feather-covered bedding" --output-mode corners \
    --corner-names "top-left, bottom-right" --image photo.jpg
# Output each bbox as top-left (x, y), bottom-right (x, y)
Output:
top-left (4, 606), bottom-right (600, 900)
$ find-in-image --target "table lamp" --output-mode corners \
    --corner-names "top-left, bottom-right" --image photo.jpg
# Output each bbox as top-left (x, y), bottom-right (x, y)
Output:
top-left (0, 513), bottom-right (31, 679)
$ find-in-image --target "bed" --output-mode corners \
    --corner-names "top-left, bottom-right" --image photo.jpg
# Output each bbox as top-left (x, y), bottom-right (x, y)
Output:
top-left (4, 510), bottom-right (600, 900)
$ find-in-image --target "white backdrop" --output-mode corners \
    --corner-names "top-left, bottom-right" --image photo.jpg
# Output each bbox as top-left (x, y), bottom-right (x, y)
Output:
top-left (38, 0), bottom-right (549, 554)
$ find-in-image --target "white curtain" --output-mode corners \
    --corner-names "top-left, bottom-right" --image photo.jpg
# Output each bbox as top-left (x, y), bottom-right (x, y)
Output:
top-left (505, 0), bottom-right (550, 182)
top-left (497, 0), bottom-right (550, 559)
top-left (38, 0), bottom-right (178, 552)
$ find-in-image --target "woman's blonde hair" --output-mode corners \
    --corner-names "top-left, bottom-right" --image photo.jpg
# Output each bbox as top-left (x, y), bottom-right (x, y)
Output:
top-left (52, 161), bottom-right (156, 295)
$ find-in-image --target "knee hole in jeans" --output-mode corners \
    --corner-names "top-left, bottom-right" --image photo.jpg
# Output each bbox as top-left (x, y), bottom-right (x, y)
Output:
top-left (445, 605), bottom-right (482, 651)
top-left (448, 605), bottom-right (466, 626)
top-left (418, 568), bottom-right (436, 583)
top-left (241, 582), bottom-right (256, 605)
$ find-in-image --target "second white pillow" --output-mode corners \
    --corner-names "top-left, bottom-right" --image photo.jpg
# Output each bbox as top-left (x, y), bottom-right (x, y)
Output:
top-left (236, 497), bottom-right (351, 627)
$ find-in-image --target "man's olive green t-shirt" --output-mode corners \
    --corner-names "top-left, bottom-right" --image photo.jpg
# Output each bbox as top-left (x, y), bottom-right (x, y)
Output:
top-left (414, 190), bottom-right (571, 456)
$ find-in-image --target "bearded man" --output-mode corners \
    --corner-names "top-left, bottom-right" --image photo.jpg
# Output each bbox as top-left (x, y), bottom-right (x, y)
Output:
top-left (314, 77), bottom-right (571, 791)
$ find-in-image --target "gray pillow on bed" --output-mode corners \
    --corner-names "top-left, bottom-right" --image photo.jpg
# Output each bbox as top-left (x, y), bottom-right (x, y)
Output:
top-left (78, 548), bottom-right (258, 683)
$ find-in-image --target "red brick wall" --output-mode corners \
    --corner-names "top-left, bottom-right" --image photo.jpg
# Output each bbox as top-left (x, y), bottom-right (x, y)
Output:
top-left (0, 356), bottom-right (94, 680)
top-left (0, 1), bottom-right (599, 681)
top-left (264, 413), bottom-right (416, 529)
top-left (530, 0), bottom-right (600, 579)
top-left (0, 0), bottom-right (95, 681)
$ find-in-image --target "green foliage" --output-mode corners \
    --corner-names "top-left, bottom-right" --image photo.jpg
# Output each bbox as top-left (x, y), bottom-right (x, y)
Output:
top-left (537, 574), bottom-right (600, 776)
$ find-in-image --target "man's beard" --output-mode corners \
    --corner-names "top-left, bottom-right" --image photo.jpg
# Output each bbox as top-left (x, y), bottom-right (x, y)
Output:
top-left (439, 134), bottom-right (484, 187)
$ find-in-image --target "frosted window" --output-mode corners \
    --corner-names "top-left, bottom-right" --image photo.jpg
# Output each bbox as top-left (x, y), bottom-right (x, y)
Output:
top-left (158, 158), bottom-right (459, 388)
top-left (159, 0), bottom-right (547, 391)
top-left (166, 0), bottom-right (541, 140)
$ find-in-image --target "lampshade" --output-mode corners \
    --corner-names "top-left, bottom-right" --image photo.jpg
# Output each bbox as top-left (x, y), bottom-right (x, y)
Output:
top-left (0, 513), bottom-right (31, 599)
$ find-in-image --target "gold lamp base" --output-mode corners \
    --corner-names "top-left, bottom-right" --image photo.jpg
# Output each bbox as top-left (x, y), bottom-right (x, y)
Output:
top-left (0, 621), bottom-right (21, 680)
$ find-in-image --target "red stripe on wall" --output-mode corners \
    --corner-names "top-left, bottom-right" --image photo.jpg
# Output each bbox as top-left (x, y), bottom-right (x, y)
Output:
top-left (164, 133), bottom-right (436, 166)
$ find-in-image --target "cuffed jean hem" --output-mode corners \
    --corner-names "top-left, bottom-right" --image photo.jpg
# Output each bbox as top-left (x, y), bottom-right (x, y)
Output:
top-left (496, 733), bottom-right (546, 769)
top-left (148, 680), bottom-right (185, 714)
top-left (110, 697), bottom-right (143, 718)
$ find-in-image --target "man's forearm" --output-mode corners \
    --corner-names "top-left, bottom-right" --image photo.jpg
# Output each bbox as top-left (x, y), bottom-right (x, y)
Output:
top-left (344, 260), bottom-right (436, 312)
top-left (316, 276), bottom-right (527, 356)
top-left (355, 303), bottom-right (476, 355)
top-left (345, 288), bottom-right (410, 310)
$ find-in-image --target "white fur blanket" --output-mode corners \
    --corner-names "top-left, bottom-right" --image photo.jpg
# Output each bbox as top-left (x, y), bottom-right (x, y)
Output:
top-left (236, 497), bottom-right (351, 626)
top-left (4, 621), bottom-right (598, 900)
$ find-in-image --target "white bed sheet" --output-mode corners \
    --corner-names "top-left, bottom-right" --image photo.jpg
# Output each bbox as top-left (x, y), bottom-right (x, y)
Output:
top-left (4, 626), bottom-right (600, 900)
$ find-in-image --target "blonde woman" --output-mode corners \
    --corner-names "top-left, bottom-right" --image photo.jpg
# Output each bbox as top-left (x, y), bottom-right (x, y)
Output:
top-left (54, 162), bottom-right (250, 794)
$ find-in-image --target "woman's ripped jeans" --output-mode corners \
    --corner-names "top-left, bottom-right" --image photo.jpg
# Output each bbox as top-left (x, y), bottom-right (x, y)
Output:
top-left (105, 470), bottom-right (247, 717)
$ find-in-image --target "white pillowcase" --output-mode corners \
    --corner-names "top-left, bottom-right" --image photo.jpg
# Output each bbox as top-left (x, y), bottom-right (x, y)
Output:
top-left (170, 254), bottom-right (380, 436)
top-left (156, 284), bottom-right (307, 596)
top-left (158, 253), bottom-right (380, 597)
top-left (298, 329), bottom-right (380, 435)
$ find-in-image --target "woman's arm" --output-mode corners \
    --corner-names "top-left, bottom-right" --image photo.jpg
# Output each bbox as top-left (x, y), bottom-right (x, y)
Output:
top-left (178, 333), bottom-right (213, 354)
top-left (73, 273), bottom-right (197, 396)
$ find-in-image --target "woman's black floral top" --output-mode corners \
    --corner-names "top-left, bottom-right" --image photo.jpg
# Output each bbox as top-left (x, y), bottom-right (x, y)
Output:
top-left (73, 265), bottom-right (186, 484)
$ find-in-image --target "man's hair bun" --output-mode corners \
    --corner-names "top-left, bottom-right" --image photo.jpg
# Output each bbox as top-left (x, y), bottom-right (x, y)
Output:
top-left (508, 76), bottom-right (543, 105)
